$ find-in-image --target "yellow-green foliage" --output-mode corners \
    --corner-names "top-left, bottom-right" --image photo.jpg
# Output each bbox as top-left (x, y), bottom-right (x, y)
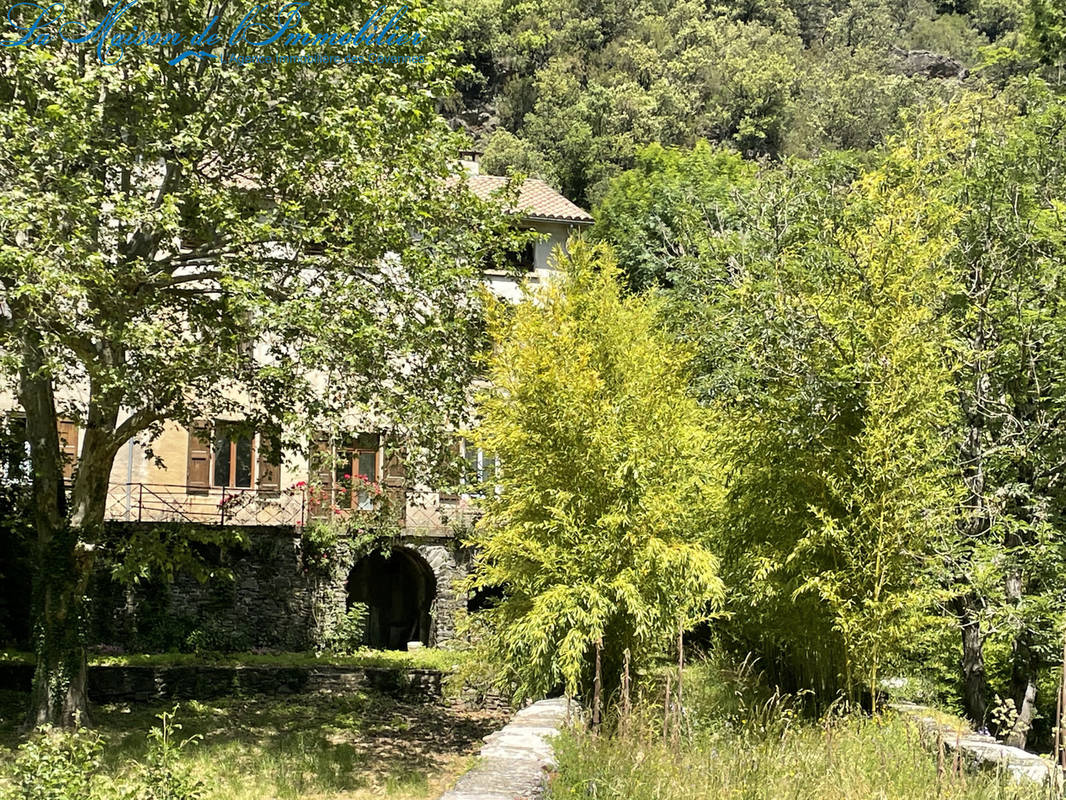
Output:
top-left (468, 242), bottom-right (724, 700)
top-left (689, 140), bottom-right (962, 702)
top-left (779, 122), bottom-right (962, 701)
top-left (0, 649), bottom-right (469, 672)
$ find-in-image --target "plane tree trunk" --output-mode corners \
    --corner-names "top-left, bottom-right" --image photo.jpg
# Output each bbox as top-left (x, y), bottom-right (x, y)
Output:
top-left (20, 330), bottom-right (91, 727)
top-left (20, 334), bottom-right (125, 728)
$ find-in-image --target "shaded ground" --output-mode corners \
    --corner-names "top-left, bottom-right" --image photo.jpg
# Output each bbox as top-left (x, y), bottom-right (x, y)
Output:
top-left (0, 689), bottom-right (509, 800)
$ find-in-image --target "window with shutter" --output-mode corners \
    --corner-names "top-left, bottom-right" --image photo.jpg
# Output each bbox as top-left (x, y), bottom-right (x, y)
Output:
top-left (186, 422), bottom-right (211, 493)
top-left (338, 433), bottom-right (379, 510)
top-left (307, 435), bottom-right (335, 517)
top-left (381, 438), bottom-right (407, 523)
top-left (213, 422), bottom-right (254, 488)
top-left (57, 419), bottom-right (78, 481)
top-left (257, 436), bottom-right (281, 494)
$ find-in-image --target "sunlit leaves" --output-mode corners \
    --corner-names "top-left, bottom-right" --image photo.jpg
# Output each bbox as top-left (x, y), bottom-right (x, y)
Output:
top-left (467, 242), bottom-right (724, 700)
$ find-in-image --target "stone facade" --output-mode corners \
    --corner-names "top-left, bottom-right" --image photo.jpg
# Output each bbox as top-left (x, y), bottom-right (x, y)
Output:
top-left (90, 523), bottom-right (469, 654)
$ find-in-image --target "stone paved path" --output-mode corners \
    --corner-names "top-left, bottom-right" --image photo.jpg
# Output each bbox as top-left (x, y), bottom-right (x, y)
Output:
top-left (894, 702), bottom-right (1063, 787)
top-left (438, 697), bottom-right (574, 800)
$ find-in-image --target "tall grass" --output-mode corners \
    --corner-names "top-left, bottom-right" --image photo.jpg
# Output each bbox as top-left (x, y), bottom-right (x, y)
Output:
top-left (547, 661), bottom-right (1049, 800)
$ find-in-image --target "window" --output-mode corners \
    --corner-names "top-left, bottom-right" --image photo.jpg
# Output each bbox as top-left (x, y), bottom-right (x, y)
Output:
top-left (187, 422), bottom-right (278, 493)
top-left (461, 438), bottom-right (497, 493)
top-left (337, 433), bottom-right (379, 510)
top-left (310, 433), bottom-right (381, 510)
top-left (485, 229), bottom-right (539, 275)
top-left (213, 422), bottom-right (254, 489)
top-left (439, 437), bottom-right (497, 502)
top-left (505, 240), bottom-right (536, 272)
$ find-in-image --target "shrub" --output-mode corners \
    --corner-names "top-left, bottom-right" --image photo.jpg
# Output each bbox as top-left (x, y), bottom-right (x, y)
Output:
top-left (182, 619), bottom-right (251, 655)
top-left (134, 708), bottom-right (204, 800)
top-left (300, 519), bottom-right (340, 574)
top-left (321, 604), bottom-right (369, 655)
top-left (6, 725), bottom-right (102, 800)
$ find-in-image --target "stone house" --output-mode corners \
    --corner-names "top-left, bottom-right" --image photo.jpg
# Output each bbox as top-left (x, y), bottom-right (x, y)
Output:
top-left (1, 163), bottom-right (592, 654)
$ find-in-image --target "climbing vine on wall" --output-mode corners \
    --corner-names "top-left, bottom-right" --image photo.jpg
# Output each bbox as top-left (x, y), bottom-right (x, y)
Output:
top-left (292, 476), bottom-right (403, 575)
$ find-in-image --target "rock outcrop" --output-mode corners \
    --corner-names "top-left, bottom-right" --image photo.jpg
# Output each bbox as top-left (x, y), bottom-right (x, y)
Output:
top-left (892, 49), bottom-right (969, 79)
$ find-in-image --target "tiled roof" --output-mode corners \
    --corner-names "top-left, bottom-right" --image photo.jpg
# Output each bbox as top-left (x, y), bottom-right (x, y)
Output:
top-left (467, 175), bottom-right (593, 225)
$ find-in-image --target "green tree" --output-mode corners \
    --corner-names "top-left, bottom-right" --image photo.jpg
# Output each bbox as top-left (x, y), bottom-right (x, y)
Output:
top-left (454, 0), bottom-right (994, 206)
top-left (680, 154), bottom-right (957, 703)
top-left (610, 90), bottom-right (1066, 730)
top-left (467, 241), bottom-right (724, 702)
top-left (592, 141), bottom-right (756, 292)
top-left (926, 88), bottom-right (1066, 744)
top-left (596, 140), bottom-right (954, 700)
top-left (0, 0), bottom-right (515, 727)
top-left (785, 148), bottom-right (959, 704)
top-left (1031, 0), bottom-right (1066, 65)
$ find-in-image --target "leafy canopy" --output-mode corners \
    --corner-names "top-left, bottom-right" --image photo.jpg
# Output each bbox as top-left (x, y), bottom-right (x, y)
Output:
top-left (0, 0), bottom-right (516, 527)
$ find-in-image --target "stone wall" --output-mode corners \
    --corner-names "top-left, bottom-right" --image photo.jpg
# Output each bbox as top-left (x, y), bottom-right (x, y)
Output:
top-left (420, 543), bottom-right (467, 643)
top-left (0, 662), bottom-right (443, 703)
top-left (90, 523), bottom-right (469, 654)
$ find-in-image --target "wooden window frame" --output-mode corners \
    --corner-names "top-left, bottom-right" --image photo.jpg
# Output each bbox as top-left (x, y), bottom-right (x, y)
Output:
top-left (187, 422), bottom-right (212, 493)
top-left (308, 432), bottom-right (384, 513)
top-left (336, 434), bottom-right (379, 510)
top-left (212, 425), bottom-right (257, 490)
top-left (187, 422), bottom-right (278, 494)
top-left (257, 437), bottom-right (282, 495)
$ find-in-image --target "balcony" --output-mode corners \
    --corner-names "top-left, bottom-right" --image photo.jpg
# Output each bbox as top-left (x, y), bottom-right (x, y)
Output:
top-left (103, 482), bottom-right (481, 536)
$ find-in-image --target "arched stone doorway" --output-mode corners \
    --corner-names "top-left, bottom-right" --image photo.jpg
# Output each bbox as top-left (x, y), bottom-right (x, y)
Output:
top-left (347, 548), bottom-right (436, 650)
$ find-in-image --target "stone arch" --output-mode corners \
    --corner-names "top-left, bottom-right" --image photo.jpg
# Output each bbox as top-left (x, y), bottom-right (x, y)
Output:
top-left (346, 547), bottom-right (436, 650)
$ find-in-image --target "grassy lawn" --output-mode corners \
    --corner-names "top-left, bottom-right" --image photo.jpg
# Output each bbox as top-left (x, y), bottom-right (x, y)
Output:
top-left (0, 648), bottom-right (469, 671)
top-left (0, 688), bottom-right (507, 800)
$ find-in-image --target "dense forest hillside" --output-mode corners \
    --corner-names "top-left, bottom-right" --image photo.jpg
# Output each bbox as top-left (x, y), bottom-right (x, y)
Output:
top-left (447, 0), bottom-right (1060, 206)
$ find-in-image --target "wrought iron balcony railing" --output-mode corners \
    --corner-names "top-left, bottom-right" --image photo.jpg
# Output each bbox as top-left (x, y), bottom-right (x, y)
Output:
top-left (103, 482), bottom-right (481, 535)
